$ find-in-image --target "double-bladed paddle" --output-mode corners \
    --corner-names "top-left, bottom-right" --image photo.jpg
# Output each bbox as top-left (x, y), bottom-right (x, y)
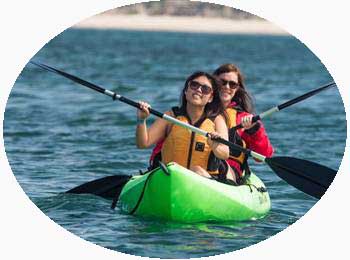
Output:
top-left (232, 81), bottom-right (336, 131)
top-left (30, 61), bottom-right (337, 199)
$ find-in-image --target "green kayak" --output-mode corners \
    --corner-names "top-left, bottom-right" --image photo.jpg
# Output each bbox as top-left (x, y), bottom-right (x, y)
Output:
top-left (118, 162), bottom-right (271, 223)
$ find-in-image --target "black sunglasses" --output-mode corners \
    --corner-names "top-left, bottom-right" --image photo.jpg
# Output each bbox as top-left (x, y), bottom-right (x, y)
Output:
top-left (188, 81), bottom-right (213, 95)
top-left (220, 80), bottom-right (240, 90)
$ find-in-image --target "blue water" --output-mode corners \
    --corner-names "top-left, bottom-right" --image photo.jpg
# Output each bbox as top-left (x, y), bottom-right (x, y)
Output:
top-left (4, 29), bottom-right (346, 258)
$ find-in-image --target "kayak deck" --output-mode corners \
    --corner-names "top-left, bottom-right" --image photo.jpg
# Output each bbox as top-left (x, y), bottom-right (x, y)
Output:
top-left (118, 162), bottom-right (270, 223)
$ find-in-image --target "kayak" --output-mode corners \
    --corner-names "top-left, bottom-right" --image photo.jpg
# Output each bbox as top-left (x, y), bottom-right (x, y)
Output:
top-left (118, 162), bottom-right (271, 223)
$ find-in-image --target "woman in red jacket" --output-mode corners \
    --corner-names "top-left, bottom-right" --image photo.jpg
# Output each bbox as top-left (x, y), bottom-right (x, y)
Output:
top-left (150, 64), bottom-right (274, 184)
top-left (212, 63), bottom-right (273, 184)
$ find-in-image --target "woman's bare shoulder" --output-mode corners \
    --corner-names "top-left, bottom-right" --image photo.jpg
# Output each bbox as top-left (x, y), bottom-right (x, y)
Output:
top-left (214, 114), bottom-right (226, 123)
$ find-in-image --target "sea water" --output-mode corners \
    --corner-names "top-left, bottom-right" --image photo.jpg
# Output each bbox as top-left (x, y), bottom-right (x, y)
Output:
top-left (3, 29), bottom-right (346, 258)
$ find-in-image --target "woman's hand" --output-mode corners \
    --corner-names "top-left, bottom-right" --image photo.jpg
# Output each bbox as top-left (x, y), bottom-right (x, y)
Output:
top-left (137, 101), bottom-right (151, 120)
top-left (207, 131), bottom-right (221, 148)
top-left (241, 115), bottom-right (257, 130)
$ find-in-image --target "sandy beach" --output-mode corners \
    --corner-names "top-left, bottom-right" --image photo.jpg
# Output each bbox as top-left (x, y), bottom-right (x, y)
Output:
top-left (74, 14), bottom-right (289, 35)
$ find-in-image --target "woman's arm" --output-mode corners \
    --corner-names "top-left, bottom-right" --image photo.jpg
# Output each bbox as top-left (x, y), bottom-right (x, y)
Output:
top-left (136, 102), bottom-right (170, 148)
top-left (136, 117), bottom-right (169, 148)
top-left (208, 115), bottom-right (230, 160)
top-left (238, 112), bottom-right (274, 158)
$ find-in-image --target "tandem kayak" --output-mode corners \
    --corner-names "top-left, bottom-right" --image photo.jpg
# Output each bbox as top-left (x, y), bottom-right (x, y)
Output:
top-left (118, 162), bottom-right (271, 223)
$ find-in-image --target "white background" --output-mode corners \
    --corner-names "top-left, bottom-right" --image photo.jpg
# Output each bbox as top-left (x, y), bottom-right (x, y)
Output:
top-left (0, 0), bottom-right (349, 259)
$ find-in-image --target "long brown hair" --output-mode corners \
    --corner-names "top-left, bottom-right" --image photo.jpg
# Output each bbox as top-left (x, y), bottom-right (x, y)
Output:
top-left (213, 64), bottom-right (255, 113)
top-left (179, 71), bottom-right (226, 120)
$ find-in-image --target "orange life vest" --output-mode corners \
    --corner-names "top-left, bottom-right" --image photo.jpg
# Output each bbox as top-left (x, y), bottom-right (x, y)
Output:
top-left (225, 108), bottom-right (249, 177)
top-left (161, 107), bottom-right (220, 174)
top-left (225, 107), bottom-right (248, 174)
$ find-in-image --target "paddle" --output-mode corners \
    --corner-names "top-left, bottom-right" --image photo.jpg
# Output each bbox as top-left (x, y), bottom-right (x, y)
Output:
top-left (232, 81), bottom-right (336, 131)
top-left (30, 61), bottom-right (337, 199)
top-left (66, 174), bottom-right (132, 199)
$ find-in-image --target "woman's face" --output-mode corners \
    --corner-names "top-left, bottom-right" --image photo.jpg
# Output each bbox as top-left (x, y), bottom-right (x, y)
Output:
top-left (218, 72), bottom-right (239, 105)
top-left (185, 75), bottom-right (213, 107)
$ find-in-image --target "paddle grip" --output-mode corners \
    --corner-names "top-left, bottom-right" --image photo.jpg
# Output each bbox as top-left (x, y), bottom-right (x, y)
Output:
top-left (118, 96), bottom-right (164, 118)
top-left (231, 114), bottom-right (261, 131)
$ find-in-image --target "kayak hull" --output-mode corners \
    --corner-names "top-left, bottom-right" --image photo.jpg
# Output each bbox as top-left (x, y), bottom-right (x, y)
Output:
top-left (118, 162), bottom-right (270, 223)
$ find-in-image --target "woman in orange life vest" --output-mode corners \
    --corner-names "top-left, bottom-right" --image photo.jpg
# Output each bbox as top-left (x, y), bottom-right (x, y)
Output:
top-left (149, 64), bottom-right (274, 184)
top-left (136, 71), bottom-right (230, 178)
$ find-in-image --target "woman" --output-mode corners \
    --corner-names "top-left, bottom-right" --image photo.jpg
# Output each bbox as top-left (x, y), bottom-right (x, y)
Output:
top-left (136, 71), bottom-right (229, 178)
top-left (213, 63), bottom-right (274, 184)
top-left (149, 64), bottom-right (274, 184)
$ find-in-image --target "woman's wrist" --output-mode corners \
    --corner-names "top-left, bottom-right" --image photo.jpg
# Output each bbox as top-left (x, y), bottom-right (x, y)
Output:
top-left (136, 117), bottom-right (146, 125)
top-left (244, 121), bottom-right (261, 135)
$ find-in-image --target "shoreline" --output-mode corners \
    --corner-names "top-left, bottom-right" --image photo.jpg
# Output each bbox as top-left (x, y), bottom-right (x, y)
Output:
top-left (74, 14), bottom-right (289, 36)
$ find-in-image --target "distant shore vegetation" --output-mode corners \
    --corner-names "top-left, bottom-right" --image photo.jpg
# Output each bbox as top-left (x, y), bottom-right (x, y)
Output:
top-left (106, 0), bottom-right (259, 20)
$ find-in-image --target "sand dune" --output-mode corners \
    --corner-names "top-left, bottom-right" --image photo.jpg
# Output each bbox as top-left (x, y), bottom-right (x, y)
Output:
top-left (75, 14), bottom-right (289, 35)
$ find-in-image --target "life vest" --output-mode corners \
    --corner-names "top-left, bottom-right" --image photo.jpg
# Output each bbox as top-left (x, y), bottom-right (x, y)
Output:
top-left (161, 107), bottom-right (220, 174)
top-left (225, 107), bottom-right (249, 177)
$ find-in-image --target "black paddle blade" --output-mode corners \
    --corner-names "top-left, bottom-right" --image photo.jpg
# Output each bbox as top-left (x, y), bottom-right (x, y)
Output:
top-left (265, 157), bottom-right (337, 199)
top-left (66, 175), bottom-right (132, 199)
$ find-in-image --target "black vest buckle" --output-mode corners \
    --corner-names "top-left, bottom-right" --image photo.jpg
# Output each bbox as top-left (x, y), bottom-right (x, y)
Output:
top-left (195, 142), bottom-right (205, 152)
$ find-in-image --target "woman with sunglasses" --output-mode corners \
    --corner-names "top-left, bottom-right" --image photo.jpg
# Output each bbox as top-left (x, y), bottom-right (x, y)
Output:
top-left (213, 63), bottom-right (274, 184)
top-left (149, 64), bottom-right (274, 185)
top-left (136, 71), bottom-right (229, 178)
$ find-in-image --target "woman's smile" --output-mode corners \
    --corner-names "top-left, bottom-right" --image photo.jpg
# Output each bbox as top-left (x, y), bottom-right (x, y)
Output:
top-left (192, 92), bottom-right (203, 99)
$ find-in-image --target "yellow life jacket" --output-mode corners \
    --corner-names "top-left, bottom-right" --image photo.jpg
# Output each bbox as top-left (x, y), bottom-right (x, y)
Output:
top-left (225, 107), bottom-right (247, 167)
top-left (161, 107), bottom-right (220, 174)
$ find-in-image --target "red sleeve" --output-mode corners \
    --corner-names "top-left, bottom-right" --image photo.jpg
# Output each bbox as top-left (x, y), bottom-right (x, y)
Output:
top-left (237, 112), bottom-right (274, 159)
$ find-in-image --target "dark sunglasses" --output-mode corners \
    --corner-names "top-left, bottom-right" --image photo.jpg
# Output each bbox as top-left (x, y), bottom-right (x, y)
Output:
top-left (220, 79), bottom-right (240, 90)
top-left (188, 81), bottom-right (213, 95)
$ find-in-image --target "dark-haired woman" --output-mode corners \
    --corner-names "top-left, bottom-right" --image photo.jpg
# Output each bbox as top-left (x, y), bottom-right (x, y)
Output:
top-left (136, 71), bottom-right (229, 178)
top-left (213, 63), bottom-right (274, 184)
top-left (149, 64), bottom-right (274, 184)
